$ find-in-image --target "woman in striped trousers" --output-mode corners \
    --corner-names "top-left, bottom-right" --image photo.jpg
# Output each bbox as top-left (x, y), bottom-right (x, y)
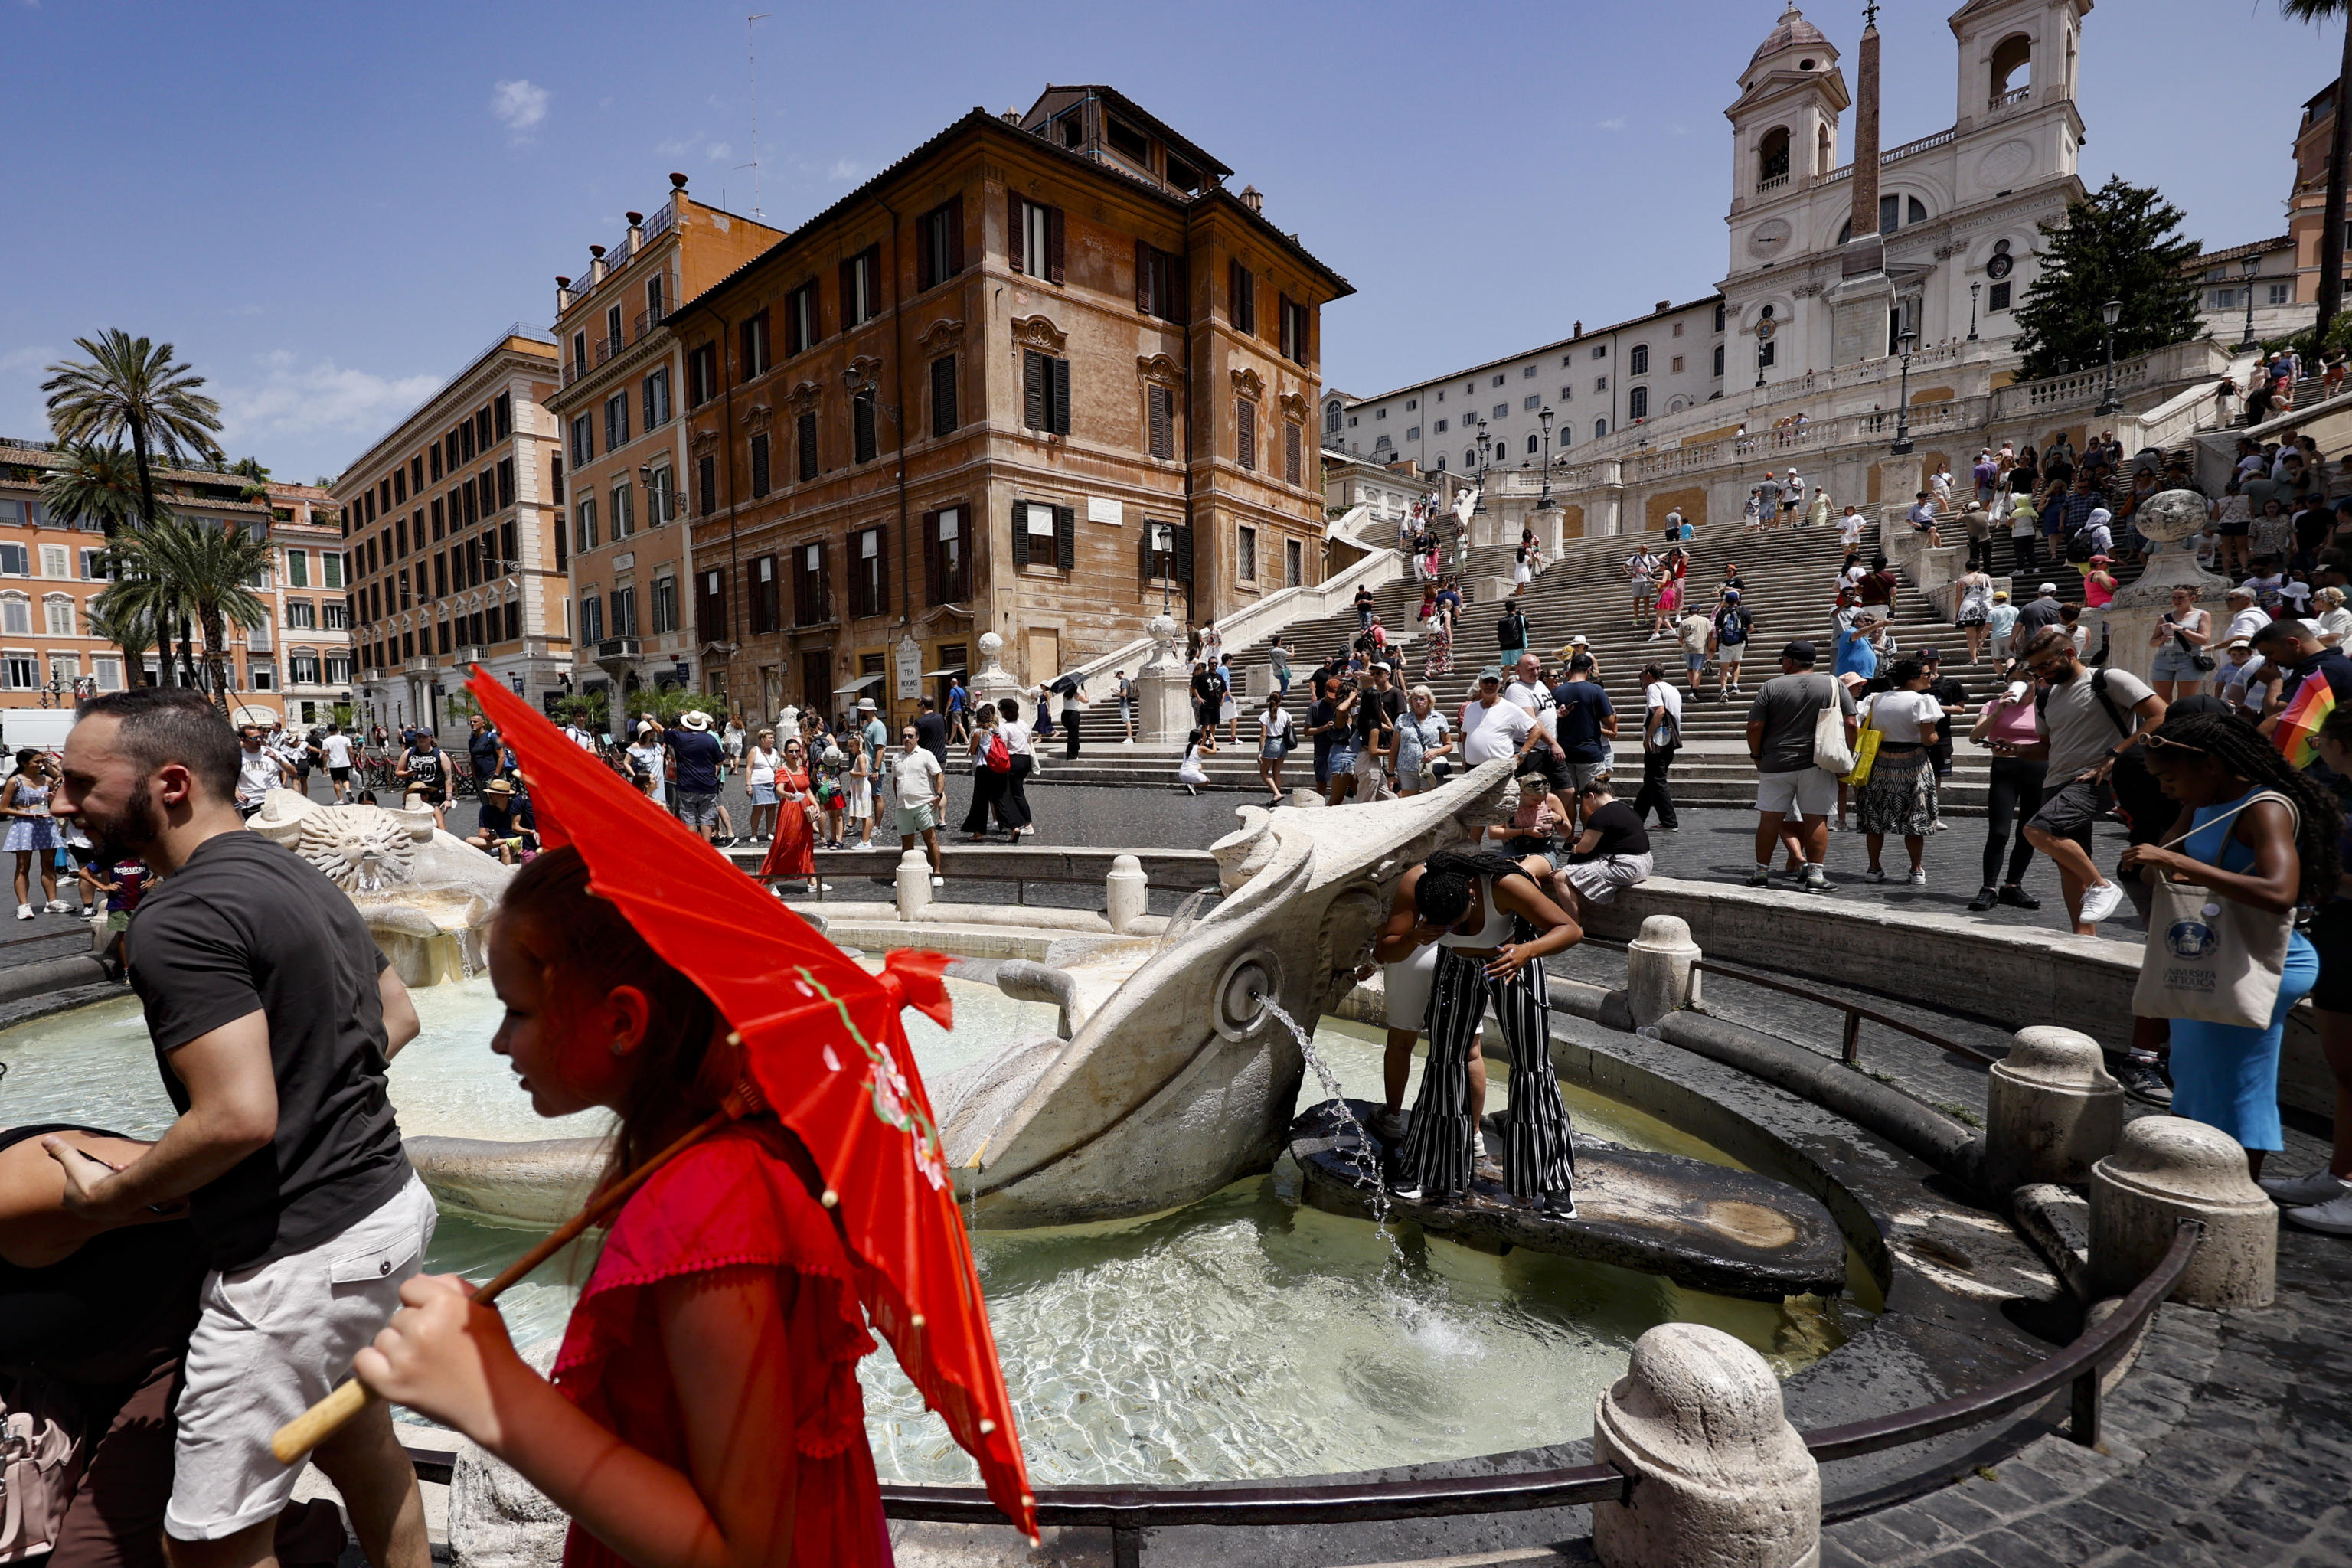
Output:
top-left (1375, 850), bottom-right (1586, 1215)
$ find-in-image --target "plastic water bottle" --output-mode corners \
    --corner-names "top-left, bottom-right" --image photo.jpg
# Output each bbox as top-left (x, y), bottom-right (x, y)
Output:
top-left (1635, 1025), bottom-right (1663, 1041)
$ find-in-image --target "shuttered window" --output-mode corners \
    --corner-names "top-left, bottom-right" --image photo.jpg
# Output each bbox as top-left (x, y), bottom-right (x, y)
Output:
top-left (785, 284), bottom-right (817, 357)
top-left (696, 567), bottom-right (728, 642)
top-left (916, 196), bottom-right (966, 291)
top-left (797, 411), bottom-right (819, 481)
top-left (1236, 398), bottom-right (1257, 470)
top-left (696, 454), bottom-right (717, 517)
top-left (1011, 501), bottom-right (1074, 570)
top-left (849, 524), bottom-right (888, 618)
top-left (741, 310), bottom-right (772, 377)
top-left (1135, 241), bottom-right (1185, 323)
top-left (1146, 385), bottom-right (1175, 459)
top-left (929, 354), bottom-right (959, 438)
top-left (923, 506), bottom-right (969, 604)
top-left (749, 433), bottom-right (771, 498)
top-left (1284, 421), bottom-right (1302, 486)
top-left (1022, 351), bottom-right (1072, 435)
top-left (1228, 262), bottom-right (1256, 335)
top-left (1010, 198), bottom-right (1064, 283)
top-left (853, 389), bottom-right (878, 463)
top-left (840, 245), bottom-right (882, 328)
top-left (1142, 520), bottom-right (1191, 585)
top-left (1279, 296), bottom-right (1311, 365)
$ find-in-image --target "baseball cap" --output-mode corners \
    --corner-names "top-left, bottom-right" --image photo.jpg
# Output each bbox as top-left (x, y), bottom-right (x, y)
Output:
top-left (1919, 648), bottom-right (1943, 662)
top-left (1781, 639), bottom-right (1818, 665)
top-left (2038, 582), bottom-right (2058, 594)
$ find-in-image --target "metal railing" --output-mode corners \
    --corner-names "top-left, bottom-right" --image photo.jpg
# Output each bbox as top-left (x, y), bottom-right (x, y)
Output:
top-left (1687, 954), bottom-right (2000, 1069)
top-left (874, 1221), bottom-right (2201, 1563)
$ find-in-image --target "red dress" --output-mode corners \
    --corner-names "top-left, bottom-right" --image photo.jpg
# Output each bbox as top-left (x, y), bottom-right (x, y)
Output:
top-left (550, 1121), bottom-right (890, 1568)
top-left (759, 766), bottom-right (816, 882)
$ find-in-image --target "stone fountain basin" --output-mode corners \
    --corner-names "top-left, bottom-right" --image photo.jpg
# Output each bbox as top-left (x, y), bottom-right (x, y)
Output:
top-left (406, 1136), bottom-right (604, 1227)
top-left (1289, 1099), bottom-right (1850, 1301)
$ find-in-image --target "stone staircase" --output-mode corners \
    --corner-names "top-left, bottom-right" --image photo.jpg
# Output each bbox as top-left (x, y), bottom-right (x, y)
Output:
top-left (1036, 508), bottom-right (2148, 815)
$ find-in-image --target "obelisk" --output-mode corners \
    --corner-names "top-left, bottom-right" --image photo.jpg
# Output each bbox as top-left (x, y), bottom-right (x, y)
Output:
top-left (1826, 2), bottom-right (1897, 364)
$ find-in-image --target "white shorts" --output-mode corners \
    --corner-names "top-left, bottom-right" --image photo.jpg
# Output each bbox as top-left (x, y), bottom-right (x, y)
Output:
top-left (1384, 941), bottom-right (1441, 1031)
top-left (1756, 767), bottom-right (1839, 820)
top-left (168, 1173), bottom-right (438, 1540)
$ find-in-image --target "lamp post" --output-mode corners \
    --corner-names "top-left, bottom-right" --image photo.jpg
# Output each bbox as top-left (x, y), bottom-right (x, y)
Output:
top-left (1472, 419), bottom-right (1491, 515)
top-left (2239, 254), bottom-right (2261, 350)
top-left (1890, 330), bottom-right (1919, 456)
top-left (2096, 298), bottom-right (2123, 416)
top-left (1537, 407), bottom-right (1557, 511)
top-left (1968, 280), bottom-right (1981, 341)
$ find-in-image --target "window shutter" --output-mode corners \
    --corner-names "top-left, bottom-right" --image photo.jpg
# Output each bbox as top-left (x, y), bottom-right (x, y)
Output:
top-left (1055, 505), bottom-right (1076, 570)
top-left (1138, 526), bottom-right (1154, 587)
top-left (1172, 523), bottom-right (1193, 584)
top-left (1135, 239), bottom-right (1153, 314)
top-left (1148, 387), bottom-right (1171, 459)
top-left (839, 258), bottom-right (858, 326)
top-left (1237, 399), bottom-right (1256, 469)
top-left (932, 354), bottom-right (958, 437)
top-left (1169, 253), bottom-right (1188, 324)
top-left (1011, 501), bottom-right (1034, 568)
top-left (923, 511), bottom-right (941, 604)
top-left (874, 529), bottom-right (888, 612)
top-left (1047, 206), bottom-right (1066, 284)
top-left (946, 195), bottom-right (965, 275)
top-left (916, 219), bottom-right (935, 293)
top-left (1024, 351), bottom-right (1047, 431)
top-left (1285, 422), bottom-right (1302, 486)
top-left (1050, 357), bottom-right (1072, 435)
top-left (1008, 194), bottom-right (1024, 275)
top-left (818, 543), bottom-right (831, 622)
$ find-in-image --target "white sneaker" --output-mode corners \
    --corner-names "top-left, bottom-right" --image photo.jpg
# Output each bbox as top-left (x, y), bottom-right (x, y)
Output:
top-left (44, 900), bottom-right (70, 913)
top-left (2076, 880), bottom-right (2125, 926)
top-left (13, 904), bottom-right (30, 921)
top-left (1906, 870), bottom-right (1926, 886)
top-left (2284, 1190), bottom-right (2352, 1235)
top-left (2259, 1170), bottom-right (2352, 1207)
top-left (930, 874), bottom-right (945, 887)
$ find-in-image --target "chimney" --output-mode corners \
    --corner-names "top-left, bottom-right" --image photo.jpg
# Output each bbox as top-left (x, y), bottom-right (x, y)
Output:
top-left (625, 211), bottom-right (644, 260)
top-left (555, 276), bottom-right (573, 312)
top-left (1573, 319), bottom-right (1583, 337)
top-left (588, 243), bottom-right (607, 285)
top-left (1240, 184), bottom-right (1263, 214)
top-left (1656, 299), bottom-right (1671, 313)
top-left (1002, 106), bottom-right (1022, 123)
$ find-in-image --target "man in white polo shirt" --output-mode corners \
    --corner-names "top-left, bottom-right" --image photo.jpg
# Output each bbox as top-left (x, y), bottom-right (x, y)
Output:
top-left (1460, 670), bottom-right (1541, 768)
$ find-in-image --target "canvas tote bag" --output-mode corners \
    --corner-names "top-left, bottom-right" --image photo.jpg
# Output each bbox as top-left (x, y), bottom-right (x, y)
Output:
top-left (1810, 675), bottom-right (1855, 776)
top-left (0, 1374), bottom-right (83, 1562)
top-left (2131, 790), bottom-right (2297, 1031)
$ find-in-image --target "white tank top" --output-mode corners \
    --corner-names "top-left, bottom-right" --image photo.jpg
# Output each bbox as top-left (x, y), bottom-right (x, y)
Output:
top-left (1438, 875), bottom-right (1515, 949)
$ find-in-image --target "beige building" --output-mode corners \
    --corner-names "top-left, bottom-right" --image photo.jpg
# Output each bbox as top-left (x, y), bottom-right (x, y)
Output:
top-left (546, 177), bottom-right (783, 731)
top-left (335, 327), bottom-right (571, 741)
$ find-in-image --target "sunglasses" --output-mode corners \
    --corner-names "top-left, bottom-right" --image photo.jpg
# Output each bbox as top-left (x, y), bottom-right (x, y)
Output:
top-left (2142, 732), bottom-right (2207, 754)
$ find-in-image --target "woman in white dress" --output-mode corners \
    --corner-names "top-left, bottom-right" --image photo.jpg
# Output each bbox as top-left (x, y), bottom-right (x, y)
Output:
top-left (2, 750), bottom-right (60, 919)
top-left (844, 738), bottom-right (875, 849)
top-left (745, 728), bottom-right (782, 844)
top-left (1177, 728), bottom-right (1210, 795)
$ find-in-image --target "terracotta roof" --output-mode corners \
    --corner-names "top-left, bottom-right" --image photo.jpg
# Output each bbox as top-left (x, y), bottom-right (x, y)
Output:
top-left (2192, 234), bottom-right (2292, 270)
top-left (1750, 3), bottom-right (1831, 68)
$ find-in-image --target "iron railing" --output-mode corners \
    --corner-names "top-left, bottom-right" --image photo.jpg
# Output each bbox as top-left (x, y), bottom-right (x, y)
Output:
top-left (870, 1221), bottom-right (2200, 1564)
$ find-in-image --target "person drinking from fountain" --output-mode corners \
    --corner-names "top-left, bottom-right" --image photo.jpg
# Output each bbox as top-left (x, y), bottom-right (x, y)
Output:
top-left (1374, 849), bottom-right (1584, 1214)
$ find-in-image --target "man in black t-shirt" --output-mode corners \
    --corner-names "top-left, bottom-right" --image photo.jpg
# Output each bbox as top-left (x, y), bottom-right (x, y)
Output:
top-left (49, 687), bottom-right (433, 1568)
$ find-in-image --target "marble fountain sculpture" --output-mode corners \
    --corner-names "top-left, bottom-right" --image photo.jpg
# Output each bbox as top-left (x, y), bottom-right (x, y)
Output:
top-left (245, 788), bottom-right (513, 986)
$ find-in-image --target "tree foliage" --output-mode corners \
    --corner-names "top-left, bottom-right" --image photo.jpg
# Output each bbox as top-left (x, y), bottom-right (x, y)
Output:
top-left (2012, 176), bottom-right (2204, 382)
top-left (41, 331), bottom-right (224, 539)
top-left (98, 518), bottom-right (273, 713)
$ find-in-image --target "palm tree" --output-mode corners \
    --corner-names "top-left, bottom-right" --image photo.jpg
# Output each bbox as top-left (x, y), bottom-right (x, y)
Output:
top-left (41, 440), bottom-right (157, 683)
top-left (103, 518), bottom-right (273, 712)
top-left (2287, 0), bottom-right (2352, 345)
top-left (41, 331), bottom-right (224, 539)
top-left (228, 455), bottom-right (273, 505)
top-left (82, 593), bottom-right (162, 694)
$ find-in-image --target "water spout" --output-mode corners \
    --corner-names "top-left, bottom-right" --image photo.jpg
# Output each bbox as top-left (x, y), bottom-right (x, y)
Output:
top-left (1259, 995), bottom-right (1399, 1260)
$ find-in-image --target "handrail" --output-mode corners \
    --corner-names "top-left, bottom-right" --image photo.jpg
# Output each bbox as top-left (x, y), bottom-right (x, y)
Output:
top-left (1688, 955), bottom-right (2001, 1068)
top-left (871, 1221), bottom-right (2202, 1553)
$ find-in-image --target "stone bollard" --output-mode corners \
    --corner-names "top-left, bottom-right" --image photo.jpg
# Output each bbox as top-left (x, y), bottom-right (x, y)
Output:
top-left (2088, 1116), bottom-right (2275, 1309)
top-left (1625, 915), bottom-right (1703, 1029)
top-left (1982, 1027), bottom-right (2124, 1192)
top-left (1591, 1323), bottom-right (1821, 1568)
top-left (895, 849), bottom-right (933, 922)
top-left (1105, 854), bottom-right (1148, 934)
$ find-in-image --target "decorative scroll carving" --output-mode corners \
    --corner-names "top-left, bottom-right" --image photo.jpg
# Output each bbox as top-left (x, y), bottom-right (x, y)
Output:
top-left (690, 425), bottom-right (720, 449)
top-left (1230, 366), bottom-right (1265, 401)
top-left (744, 401), bottom-right (773, 426)
top-left (916, 316), bottom-right (965, 355)
top-left (785, 379), bottom-right (824, 414)
top-left (1136, 353), bottom-right (1184, 390)
top-left (848, 354), bottom-right (883, 385)
top-left (1790, 282), bottom-right (1826, 299)
top-left (1011, 314), bottom-right (1067, 354)
top-left (1279, 391), bottom-right (1309, 423)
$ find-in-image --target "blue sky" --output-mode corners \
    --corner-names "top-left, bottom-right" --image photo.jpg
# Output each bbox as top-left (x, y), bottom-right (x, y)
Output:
top-left (0, 0), bottom-right (2329, 482)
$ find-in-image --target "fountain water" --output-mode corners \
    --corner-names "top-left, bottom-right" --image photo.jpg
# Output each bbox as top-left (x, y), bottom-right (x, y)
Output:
top-left (1259, 995), bottom-right (1396, 1252)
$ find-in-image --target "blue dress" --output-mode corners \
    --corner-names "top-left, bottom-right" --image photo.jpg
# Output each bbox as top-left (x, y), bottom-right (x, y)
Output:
top-left (2165, 787), bottom-right (2318, 1152)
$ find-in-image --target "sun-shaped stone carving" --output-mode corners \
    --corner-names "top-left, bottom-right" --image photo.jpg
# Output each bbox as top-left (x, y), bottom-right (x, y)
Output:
top-left (294, 803), bottom-right (418, 892)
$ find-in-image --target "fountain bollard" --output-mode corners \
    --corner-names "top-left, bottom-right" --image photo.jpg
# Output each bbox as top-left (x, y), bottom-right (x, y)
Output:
top-left (896, 850), bottom-right (933, 923)
top-left (1624, 916), bottom-right (1702, 1029)
top-left (1982, 1027), bottom-right (2124, 1193)
top-left (2088, 1116), bottom-right (2274, 1309)
top-left (1106, 854), bottom-right (1148, 934)
top-left (1592, 1323), bottom-right (1821, 1568)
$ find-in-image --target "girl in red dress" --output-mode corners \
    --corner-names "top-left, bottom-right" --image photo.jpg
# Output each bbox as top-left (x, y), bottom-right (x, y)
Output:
top-left (354, 847), bottom-right (893, 1567)
top-left (759, 738), bottom-right (821, 895)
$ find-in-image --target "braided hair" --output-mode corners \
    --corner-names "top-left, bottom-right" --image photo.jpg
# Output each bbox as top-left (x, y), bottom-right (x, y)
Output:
top-left (1413, 848), bottom-right (1535, 924)
top-left (2152, 710), bottom-right (2343, 903)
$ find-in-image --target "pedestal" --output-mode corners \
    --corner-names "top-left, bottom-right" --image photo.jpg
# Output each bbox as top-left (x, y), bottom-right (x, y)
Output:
top-left (1983, 1027), bottom-right (2124, 1192)
top-left (1825, 269), bottom-right (1896, 369)
top-left (2088, 1116), bottom-right (2275, 1308)
top-left (967, 631), bottom-right (1023, 726)
top-left (1625, 915), bottom-right (1702, 1028)
top-left (2102, 532), bottom-right (2233, 689)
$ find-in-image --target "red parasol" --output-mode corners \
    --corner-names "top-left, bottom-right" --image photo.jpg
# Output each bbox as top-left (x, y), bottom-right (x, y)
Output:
top-left (466, 671), bottom-right (1036, 1537)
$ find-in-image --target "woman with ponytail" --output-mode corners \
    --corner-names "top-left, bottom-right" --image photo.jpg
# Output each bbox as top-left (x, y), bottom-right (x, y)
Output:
top-left (2122, 710), bottom-right (2342, 1174)
top-left (1372, 848), bottom-right (1586, 1213)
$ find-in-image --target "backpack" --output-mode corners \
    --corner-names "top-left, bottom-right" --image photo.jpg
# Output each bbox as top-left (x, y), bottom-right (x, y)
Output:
top-left (2064, 529), bottom-right (2095, 565)
top-left (985, 731), bottom-right (1011, 773)
top-left (2036, 668), bottom-right (2148, 793)
top-left (1498, 610), bottom-right (1527, 648)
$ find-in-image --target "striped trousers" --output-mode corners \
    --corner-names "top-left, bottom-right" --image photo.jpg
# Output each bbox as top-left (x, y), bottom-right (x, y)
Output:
top-left (1395, 937), bottom-right (1578, 1203)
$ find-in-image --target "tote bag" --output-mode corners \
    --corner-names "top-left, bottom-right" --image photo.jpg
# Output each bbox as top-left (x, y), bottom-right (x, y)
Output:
top-left (2131, 791), bottom-right (2297, 1031)
top-left (1810, 678), bottom-right (1856, 776)
top-left (1841, 696), bottom-right (1883, 787)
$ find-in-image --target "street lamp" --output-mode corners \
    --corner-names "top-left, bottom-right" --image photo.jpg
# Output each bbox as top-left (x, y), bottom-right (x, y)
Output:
top-left (1472, 419), bottom-right (1491, 515)
top-left (2238, 254), bottom-right (2262, 350)
top-left (1537, 407), bottom-right (1557, 511)
top-left (1968, 280), bottom-right (1981, 342)
top-left (2096, 298), bottom-right (2123, 415)
top-left (1890, 329), bottom-right (1919, 455)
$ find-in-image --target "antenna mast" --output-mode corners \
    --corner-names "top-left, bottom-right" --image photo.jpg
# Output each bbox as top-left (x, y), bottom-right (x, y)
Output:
top-left (744, 12), bottom-right (772, 217)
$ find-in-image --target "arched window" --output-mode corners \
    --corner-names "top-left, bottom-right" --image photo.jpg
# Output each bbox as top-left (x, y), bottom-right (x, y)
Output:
top-left (1757, 126), bottom-right (1791, 191)
top-left (0, 594), bottom-right (28, 635)
top-left (1629, 344), bottom-right (1649, 374)
top-left (1325, 402), bottom-right (1343, 434)
top-left (1838, 194), bottom-right (1931, 243)
top-left (1593, 419), bottom-right (1608, 439)
top-left (1434, 455), bottom-right (1447, 472)
top-left (42, 596), bottom-right (73, 636)
top-left (1628, 387), bottom-right (1650, 420)
top-left (1816, 123), bottom-right (1834, 175)
top-left (1527, 434), bottom-right (1540, 455)
top-left (1990, 33), bottom-right (2032, 104)
top-left (1464, 449), bottom-right (1477, 469)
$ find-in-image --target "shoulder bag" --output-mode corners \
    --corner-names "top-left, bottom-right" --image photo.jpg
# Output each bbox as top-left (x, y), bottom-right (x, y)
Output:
top-left (1841, 694), bottom-right (1883, 786)
top-left (2130, 790), bottom-right (2298, 1031)
top-left (2170, 612), bottom-right (2219, 673)
top-left (0, 1371), bottom-right (82, 1561)
top-left (1811, 675), bottom-right (1856, 775)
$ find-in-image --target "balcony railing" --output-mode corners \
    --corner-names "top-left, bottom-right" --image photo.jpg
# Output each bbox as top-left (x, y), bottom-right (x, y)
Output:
top-left (1989, 84), bottom-right (2031, 111)
top-left (1755, 171), bottom-right (1790, 194)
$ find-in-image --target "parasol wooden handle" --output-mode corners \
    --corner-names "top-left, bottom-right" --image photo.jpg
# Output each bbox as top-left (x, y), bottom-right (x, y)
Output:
top-left (270, 1099), bottom-right (748, 1465)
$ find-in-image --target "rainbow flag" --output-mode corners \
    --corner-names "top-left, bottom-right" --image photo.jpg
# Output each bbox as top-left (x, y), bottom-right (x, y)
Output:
top-left (2274, 675), bottom-right (2337, 770)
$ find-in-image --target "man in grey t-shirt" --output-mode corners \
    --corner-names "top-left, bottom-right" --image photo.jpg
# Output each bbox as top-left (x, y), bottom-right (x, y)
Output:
top-left (1744, 640), bottom-right (1857, 893)
top-left (2019, 626), bottom-right (2166, 933)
